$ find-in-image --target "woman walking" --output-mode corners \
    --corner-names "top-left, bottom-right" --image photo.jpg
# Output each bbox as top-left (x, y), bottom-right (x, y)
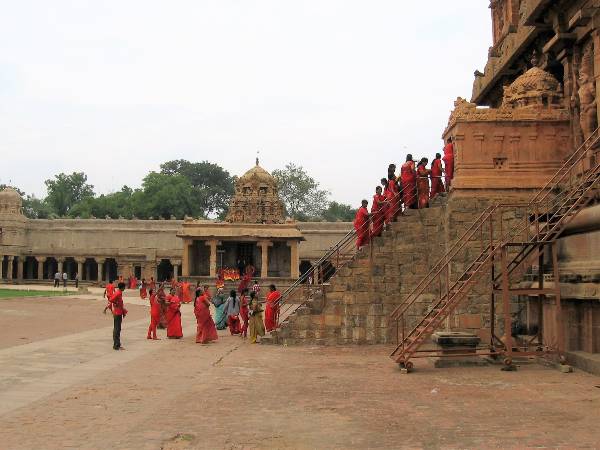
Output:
top-left (223, 290), bottom-right (241, 335)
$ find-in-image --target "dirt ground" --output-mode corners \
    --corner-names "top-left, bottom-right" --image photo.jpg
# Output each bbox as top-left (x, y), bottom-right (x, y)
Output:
top-left (0, 294), bottom-right (599, 449)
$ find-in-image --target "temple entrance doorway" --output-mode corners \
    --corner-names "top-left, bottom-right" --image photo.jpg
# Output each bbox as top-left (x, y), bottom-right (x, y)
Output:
top-left (157, 259), bottom-right (173, 282)
top-left (299, 260), bottom-right (312, 282)
top-left (105, 258), bottom-right (118, 282)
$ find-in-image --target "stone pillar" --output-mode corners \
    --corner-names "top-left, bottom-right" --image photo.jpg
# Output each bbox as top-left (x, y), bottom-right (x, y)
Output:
top-left (36, 257), bottom-right (45, 280)
top-left (257, 240), bottom-right (273, 278)
top-left (181, 239), bottom-right (191, 277)
top-left (96, 259), bottom-right (105, 282)
top-left (57, 258), bottom-right (64, 275)
top-left (17, 257), bottom-right (24, 281)
top-left (205, 240), bottom-right (220, 278)
top-left (591, 29), bottom-right (600, 131)
top-left (287, 240), bottom-right (300, 279)
top-left (75, 258), bottom-right (85, 281)
top-left (6, 256), bottom-right (14, 281)
top-left (172, 260), bottom-right (181, 282)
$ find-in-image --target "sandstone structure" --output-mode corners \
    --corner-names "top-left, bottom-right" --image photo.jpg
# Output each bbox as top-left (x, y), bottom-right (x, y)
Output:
top-left (0, 163), bottom-right (352, 287)
top-left (271, 0), bottom-right (600, 374)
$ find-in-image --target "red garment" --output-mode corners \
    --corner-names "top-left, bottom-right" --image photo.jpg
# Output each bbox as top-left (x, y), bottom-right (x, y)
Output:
top-left (108, 290), bottom-right (127, 316)
top-left (384, 181), bottom-right (399, 223)
top-left (166, 295), bottom-right (183, 338)
top-left (240, 295), bottom-right (249, 337)
top-left (105, 283), bottom-right (115, 298)
top-left (442, 142), bottom-right (454, 188)
top-left (147, 293), bottom-right (160, 339)
top-left (430, 158), bottom-right (445, 198)
top-left (264, 290), bottom-right (281, 332)
top-left (353, 206), bottom-right (370, 249)
top-left (401, 161), bottom-right (417, 208)
top-left (371, 193), bottom-right (386, 238)
top-left (194, 294), bottom-right (218, 343)
top-left (228, 315), bottom-right (242, 335)
top-left (140, 282), bottom-right (147, 300)
top-left (181, 282), bottom-right (192, 303)
top-left (128, 276), bottom-right (137, 289)
top-left (417, 164), bottom-right (430, 209)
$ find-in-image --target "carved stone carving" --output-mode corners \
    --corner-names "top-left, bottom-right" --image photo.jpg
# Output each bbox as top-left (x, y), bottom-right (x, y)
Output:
top-left (224, 162), bottom-right (286, 224)
top-left (577, 40), bottom-right (597, 141)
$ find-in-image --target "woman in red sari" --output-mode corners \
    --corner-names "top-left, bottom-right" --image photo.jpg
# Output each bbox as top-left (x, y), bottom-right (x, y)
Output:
top-left (239, 288), bottom-right (250, 338)
top-left (165, 289), bottom-right (183, 339)
top-left (194, 288), bottom-right (218, 344)
top-left (147, 289), bottom-right (161, 340)
top-left (264, 284), bottom-right (281, 332)
top-left (416, 158), bottom-right (431, 209)
top-left (371, 185), bottom-right (387, 238)
top-left (353, 200), bottom-right (370, 249)
top-left (443, 137), bottom-right (454, 189)
top-left (180, 281), bottom-right (192, 303)
top-left (430, 153), bottom-right (445, 199)
top-left (140, 278), bottom-right (148, 300)
top-left (401, 154), bottom-right (417, 209)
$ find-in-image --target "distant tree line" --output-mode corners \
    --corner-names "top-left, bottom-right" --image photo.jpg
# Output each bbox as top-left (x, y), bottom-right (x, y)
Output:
top-left (3, 160), bottom-right (356, 222)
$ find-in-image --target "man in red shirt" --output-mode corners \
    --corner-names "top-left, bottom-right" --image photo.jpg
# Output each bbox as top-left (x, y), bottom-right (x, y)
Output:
top-left (106, 282), bottom-right (127, 350)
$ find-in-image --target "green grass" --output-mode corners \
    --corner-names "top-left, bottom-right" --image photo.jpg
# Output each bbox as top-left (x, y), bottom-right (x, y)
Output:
top-left (0, 289), bottom-right (76, 299)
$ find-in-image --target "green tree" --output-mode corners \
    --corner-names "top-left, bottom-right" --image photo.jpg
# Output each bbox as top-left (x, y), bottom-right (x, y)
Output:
top-left (44, 172), bottom-right (95, 216)
top-left (68, 186), bottom-right (136, 219)
top-left (136, 172), bottom-right (200, 219)
top-left (160, 160), bottom-right (235, 218)
top-left (23, 195), bottom-right (55, 219)
top-left (272, 163), bottom-right (330, 221)
top-left (321, 201), bottom-right (356, 222)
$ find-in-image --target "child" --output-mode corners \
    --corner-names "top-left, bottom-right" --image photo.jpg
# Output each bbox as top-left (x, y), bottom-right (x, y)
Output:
top-left (105, 282), bottom-right (128, 350)
top-left (223, 290), bottom-right (241, 335)
top-left (248, 292), bottom-right (265, 344)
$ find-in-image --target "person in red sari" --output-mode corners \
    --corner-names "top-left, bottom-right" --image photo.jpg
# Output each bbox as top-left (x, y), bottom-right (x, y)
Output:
top-left (147, 288), bottom-right (161, 340)
top-left (430, 153), bottom-right (445, 199)
top-left (149, 277), bottom-right (156, 291)
top-left (416, 158), bottom-right (431, 209)
top-left (103, 279), bottom-right (115, 306)
top-left (180, 281), bottom-right (192, 303)
top-left (354, 199), bottom-right (370, 249)
top-left (387, 174), bottom-right (401, 220)
top-left (156, 283), bottom-right (168, 329)
top-left (443, 137), bottom-right (454, 189)
top-left (194, 287), bottom-right (218, 344)
top-left (371, 185), bottom-right (387, 238)
top-left (239, 288), bottom-right (250, 338)
top-left (140, 278), bottom-right (148, 300)
top-left (264, 284), bottom-right (281, 332)
top-left (401, 154), bottom-right (417, 209)
top-left (165, 288), bottom-right (183, 339)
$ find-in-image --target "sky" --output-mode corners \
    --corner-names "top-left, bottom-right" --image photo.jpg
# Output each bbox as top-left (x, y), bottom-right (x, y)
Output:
top-left (0, 1), bottom-right (492, 206)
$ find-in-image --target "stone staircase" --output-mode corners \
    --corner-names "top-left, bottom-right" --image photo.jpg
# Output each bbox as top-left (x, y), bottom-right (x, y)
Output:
top-left (262, 195), bottom-right (448, 345)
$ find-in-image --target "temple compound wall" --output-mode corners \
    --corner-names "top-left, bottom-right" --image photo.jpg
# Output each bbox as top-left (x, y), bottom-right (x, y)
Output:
top-left (273, 1), bottom-right (600, 372)
top-left (0, 169), bottom-right (353, 286)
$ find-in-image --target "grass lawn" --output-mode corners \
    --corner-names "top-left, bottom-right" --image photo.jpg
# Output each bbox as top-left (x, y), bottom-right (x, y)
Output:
top-left (0, 289), bottom-right (75, 299)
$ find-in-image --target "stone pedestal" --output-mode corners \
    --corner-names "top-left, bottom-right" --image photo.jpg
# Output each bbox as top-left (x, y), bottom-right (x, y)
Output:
top-left (431, 332), bottom-right (486, 368)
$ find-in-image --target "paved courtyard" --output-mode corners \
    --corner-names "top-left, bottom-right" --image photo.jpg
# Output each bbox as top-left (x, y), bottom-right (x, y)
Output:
top-left (0, 291), bottom-right (599, 449)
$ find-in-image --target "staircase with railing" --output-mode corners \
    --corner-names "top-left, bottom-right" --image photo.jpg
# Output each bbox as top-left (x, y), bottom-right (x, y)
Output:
top-left (390, 129), bottom-right (600, 370)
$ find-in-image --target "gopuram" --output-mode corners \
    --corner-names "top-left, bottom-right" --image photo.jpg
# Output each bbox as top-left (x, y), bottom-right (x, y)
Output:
top-left (0, 163), bottom-right (352, 288)
top-left (270, 0), bottom-right (600, 375)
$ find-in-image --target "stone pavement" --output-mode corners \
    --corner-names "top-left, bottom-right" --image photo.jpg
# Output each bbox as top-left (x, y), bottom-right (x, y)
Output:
top-left (1, 294), bottom-right (600, 449)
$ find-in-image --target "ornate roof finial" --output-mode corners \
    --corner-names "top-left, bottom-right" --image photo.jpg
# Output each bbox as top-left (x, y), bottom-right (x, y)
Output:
top-left (256, 150), bottom-right (260, 166)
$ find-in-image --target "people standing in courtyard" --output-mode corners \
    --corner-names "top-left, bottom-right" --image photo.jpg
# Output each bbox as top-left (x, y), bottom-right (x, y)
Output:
top-left (401, 154), bottom-right (417, 209)
top-left (54, 271), bottom-right (60, 288)
top-left (74, 272), bottom-right (79, 289)
top-left (239, 288), bottom-right (250, 338)
top-left (430, 153), bottom-right (445, 199)
top-left (105, 282), bottom-right (127, 350)
top-left (194, 287), bottom-right (218, 344)
top-left (416, 157), bottom-right (431, 209)
top-left (62, 271), bottom-right (68, 288)
top-left (443, 137), bottom-right (454, 189)
top-left (165, 288), bottom-right (183, 339)
top-left (104, 279), bottom-right (115, 304)
top-left (264, 284), bottom-right (281, 332)
top-left (180, 280), bottom-right (192, 303)
top-left (224, 289), bottom-right (241, 335)
top-left (147, 288), bottom-right (160, 340)
top-left (371, 185), bottom-right (387, 238)
top-left (211, 287), bottom-right (228, 330)
top-left (248, 292), bottom-right (265, 344)
top-left (353, 199), bottom-right (370, 249)
top-left (252, 279), bottom-right (261, 295)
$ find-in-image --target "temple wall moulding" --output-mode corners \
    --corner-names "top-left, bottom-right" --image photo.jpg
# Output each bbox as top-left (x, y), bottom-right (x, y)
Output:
top-left (445, 66), bottom-right (572, 191)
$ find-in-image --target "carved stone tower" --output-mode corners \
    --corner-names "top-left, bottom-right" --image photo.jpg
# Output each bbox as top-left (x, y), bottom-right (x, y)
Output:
top-left (224, 161), bottom-right (286, 224)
